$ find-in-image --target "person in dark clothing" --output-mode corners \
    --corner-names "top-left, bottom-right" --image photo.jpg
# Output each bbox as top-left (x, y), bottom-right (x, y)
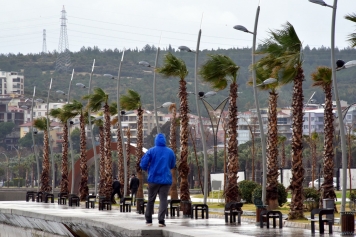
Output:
top-left (140, 133), bottom-right (176, 227)
top-left (129, 174), bottom-right (139, 205)
top-left (111, 177), bottom-right (122, 204)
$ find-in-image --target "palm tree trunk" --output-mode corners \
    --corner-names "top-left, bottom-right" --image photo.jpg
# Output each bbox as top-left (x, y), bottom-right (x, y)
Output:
top-left (103, 104), bottom-right (113, 200)
top-left (99, 126), bottom-right (106, 197)
top-left (60, 123), bottom-right (69, 194)
top-left (40, 128), bottom-right (51, 192)
top-left (178, 80), bottom-right (190, 205)
top-left (126, 127), bottom-right (131, 196)
top-left (320, 84), bottom-right (336, 209)
top-left (169, 106), bottom-right (178, 199)
top-left (117, 122), bottom-right (124, 197)
top-left (225, 82), bottom-right (240, 204)
top-left (266, 91), bottom-right (279, 210)
top-left (312, 140), bottom-right (316, 188)
top-left (79, 114), bottom-right (89, 201)
top-left (289, 67), bottom-right (305, 219)
top-left (135, 108), bottom-right (144, 208)
top-left (281, 141), bottom-right (286, 168)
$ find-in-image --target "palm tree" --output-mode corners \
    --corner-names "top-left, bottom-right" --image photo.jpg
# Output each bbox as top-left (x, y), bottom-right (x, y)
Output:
top-left (311, 66), bottom-right (336, 207)
top-left (120, 89), bottom-right (144, 208)
top-left (168, 103), bottom-right (178, 199)
top-left (257, 22), bottom-right (305, 219)
top-left (250, 64), bottom-right (280, 210)
top-left (156, 53), bottom-right (190, 214)
top-left (199, 54), bottom-right (240, 204)
top-left (49, 108), bottom-right (71, 194)
top-left (83, 87), bottom-right (112, 201)
top-left (278, 136), bottom-right (287, 168)
top-left (345, 13), bottom-right (356, 48)
top-left (33, 117), bottom-right (52, 192)
top-left (63, 100), bottom-right (88, 200)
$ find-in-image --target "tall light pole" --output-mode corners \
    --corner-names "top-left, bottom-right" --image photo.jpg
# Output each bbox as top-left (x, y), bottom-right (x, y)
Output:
top-left (46, 78), bottom-right (55, 193)
top-left (309, 0), bottom-right (347, 210)
top-left (178, 27), bottom-right (209, 204)
top-left (67, 70), bottom-right (76, 194)
top-left (104, 50), bottom-right (128, 196)
top-left (233, 4), bottom-right (266, 205)
top-left (86, 60), bottom-right (99, 195)
top-left (138, 54), bottom-right (161, 134)
top-left (1, 153), bottom-right (9, 188)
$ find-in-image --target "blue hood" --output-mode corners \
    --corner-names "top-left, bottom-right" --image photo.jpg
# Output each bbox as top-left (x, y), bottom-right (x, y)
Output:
top-left (155, 133), bottom-right (166, 147)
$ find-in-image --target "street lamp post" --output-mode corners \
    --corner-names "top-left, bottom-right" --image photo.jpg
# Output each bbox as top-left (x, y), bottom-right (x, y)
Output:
top-left (199, 92), bottom-right (229, 173)
top-left (309, 0), bottom-right (347, 210)
top-left (45, 78), bottom-right (55, 193)
top-left (138, 56), bottom-right (161, 134)
top-left (86, 60), bottom-right (99, 195)
top-left (178, 28), bottom-right (209, 204)
top-left (233, 4), bottom-right (267, 205)
top-left (1, 153), bottom-right (9, 188)
top-left (104, 50), bottom-right (128, 196)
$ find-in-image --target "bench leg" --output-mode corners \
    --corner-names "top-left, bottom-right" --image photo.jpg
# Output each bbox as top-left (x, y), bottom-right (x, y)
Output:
top-left (311, 222), bottom-right (315, 234)
top-left (237, 213), bottom-right (241, 224)
top-left (319, 221), bottom-right (324, 234)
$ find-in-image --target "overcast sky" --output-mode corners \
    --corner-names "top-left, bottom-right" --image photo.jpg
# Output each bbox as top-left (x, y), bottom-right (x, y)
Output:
top-left (1, 0), bottom-right (356, 55)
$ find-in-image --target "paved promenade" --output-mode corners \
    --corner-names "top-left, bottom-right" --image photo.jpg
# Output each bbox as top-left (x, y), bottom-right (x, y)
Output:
top-left (0, 200), bottom-right (348, 237)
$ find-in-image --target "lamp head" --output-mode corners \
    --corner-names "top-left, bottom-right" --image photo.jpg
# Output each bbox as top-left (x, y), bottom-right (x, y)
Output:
top-left (56, 90), bottom-right (65, 95)
top-left (103, 74), bottom-right (115, 79)
top-left (309, 0), bottom-right (327, 6)
top-left (233, 25), bottom-right (249, 32)
top-left (198, 92), bottom-right (205, 98)
top-left (178, 46), bottom-right (193, 52)
top-left (76, 83), bottom-right (86, 88)
top-left (69, 121), bottom-right (74, 125)
top-left (336, 59), bottom-right (345, 69)
top-left (139, 61), bottom-right (151, 67)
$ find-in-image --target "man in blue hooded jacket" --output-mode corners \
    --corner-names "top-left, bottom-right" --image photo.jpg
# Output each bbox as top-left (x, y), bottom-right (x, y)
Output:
top-left (140, 133), bottom-right (176, 227)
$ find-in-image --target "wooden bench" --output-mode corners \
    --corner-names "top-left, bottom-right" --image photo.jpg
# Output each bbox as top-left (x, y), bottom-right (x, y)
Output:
top-left (85, 194), bottom-right (96, 209)
top-left (191, 204), bottom-right (209, 219)
top-left (36, 191), bottom-right (44, 202)
top-left (260, 210), bottom-right (283, 228)
top-left (308, 208), bottom-right (334, 234)
top-left (99, 196), bottom-right (112, 211)
top-left (44, 192), bottom-right (54, 203)
top-left (140, 200), bottom-right (148, 214)
top-left (120, 197), bottom-right (132, 212)
top-left (224, 202), bottom-right (243, 224)
top-left (68, 194), bottom-right (80, 207)
top-left (58, 192), bottom-right (68, 205)
top-left (26, 191), bottom-right (35, 202)
top-left (167, 199), bottom-right (181, 217)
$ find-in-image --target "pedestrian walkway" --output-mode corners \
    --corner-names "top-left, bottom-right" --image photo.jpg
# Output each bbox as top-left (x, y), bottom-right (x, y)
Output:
top-left (0, 200), bottom-right (346, 237)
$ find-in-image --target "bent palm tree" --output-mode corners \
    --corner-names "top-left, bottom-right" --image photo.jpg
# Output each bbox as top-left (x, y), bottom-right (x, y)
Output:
top-left (120, 89), bottom-right (144, 208)
top-left (33, 117), bottom-right (52, 192)
top-left (345, 13), bottom-right (356, 48)
top-left (258, 22), bottom-right (305, 219)
top-left (199, 54), bottom-right (240, 204)
top-left (156, 53), bottom-right (190, 214)
top-left (83, 87), bottom-right (112, 200)
top-left (311, 66), bottom-right (336, 208)
top-left (63, 100), bottom-right (88, 200)
top-left (250, 65), bottom-right (280, 210)
top-left (49, 108), bottom-right (71, 194)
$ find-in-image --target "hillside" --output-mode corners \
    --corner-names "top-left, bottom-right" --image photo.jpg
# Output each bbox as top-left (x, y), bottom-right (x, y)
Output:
top-left (0, 45), bottom-right (356, 114)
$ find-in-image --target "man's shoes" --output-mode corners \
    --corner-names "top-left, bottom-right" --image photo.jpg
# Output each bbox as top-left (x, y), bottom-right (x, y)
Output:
top-left (159, 223), bottom-right (166, 227)
top-left (146, 222), bottom-right (152, 226)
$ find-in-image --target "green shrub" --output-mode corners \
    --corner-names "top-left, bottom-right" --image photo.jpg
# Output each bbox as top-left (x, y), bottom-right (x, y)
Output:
top-left (238, 180), bottom-right (259, 203)
top-left (277, 183), bottom-right (287, 207)
top-left (252, 183), bottom-right (288, 207)
top-left (349, 190), bottom-right (356, 201)
top-left (303, 187), bottom-right (320, 211)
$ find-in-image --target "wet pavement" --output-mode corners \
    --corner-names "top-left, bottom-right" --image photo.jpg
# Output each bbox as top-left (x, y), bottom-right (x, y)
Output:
top-left (0, 200), bottom-right (349, 237)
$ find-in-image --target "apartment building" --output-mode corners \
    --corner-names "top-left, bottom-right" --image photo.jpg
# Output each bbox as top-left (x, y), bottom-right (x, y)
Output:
top-left (0, 71), bottom-right (24, 97)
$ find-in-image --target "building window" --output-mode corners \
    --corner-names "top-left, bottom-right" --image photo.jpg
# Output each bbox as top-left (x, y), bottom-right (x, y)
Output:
top-left (38, 112), bottom-right (41, 116)
top-left (304, 117), bottom-right (308, 122)
top-left (346, 114), bottom-right (352, 120)
top-left (304, 125), bottom-right (309, 129)
top-left (311, 117), bottom-right (315, 121)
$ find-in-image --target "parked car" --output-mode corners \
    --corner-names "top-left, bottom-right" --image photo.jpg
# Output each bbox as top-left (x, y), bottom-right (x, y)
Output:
top-left (308, 177), bottom-right (339, 189)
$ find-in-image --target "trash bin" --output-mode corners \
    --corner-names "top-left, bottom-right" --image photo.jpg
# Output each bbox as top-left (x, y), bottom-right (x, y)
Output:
top-left (341, 211), bottom-right (355, 235)
top-left (323, 198), bottom-right (334, 224)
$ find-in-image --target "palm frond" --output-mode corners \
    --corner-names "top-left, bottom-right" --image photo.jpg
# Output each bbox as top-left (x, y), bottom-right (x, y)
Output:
top-left (120, 89), bottom-right (142, 111)
top-left (63, 100), bottom-right (84, 118)
top-left (109, 102), bottom-right (118, 116)
top-left (33, 117), bottom-right (48, 131)
top-left (311, 66), bottom-right (332, 88)
top-left (199, 54), bottom-right (240, 90)
top-left (84, 87), bottom-right (109, 112)
top-left (156, 52), bottom-right (188, 80)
